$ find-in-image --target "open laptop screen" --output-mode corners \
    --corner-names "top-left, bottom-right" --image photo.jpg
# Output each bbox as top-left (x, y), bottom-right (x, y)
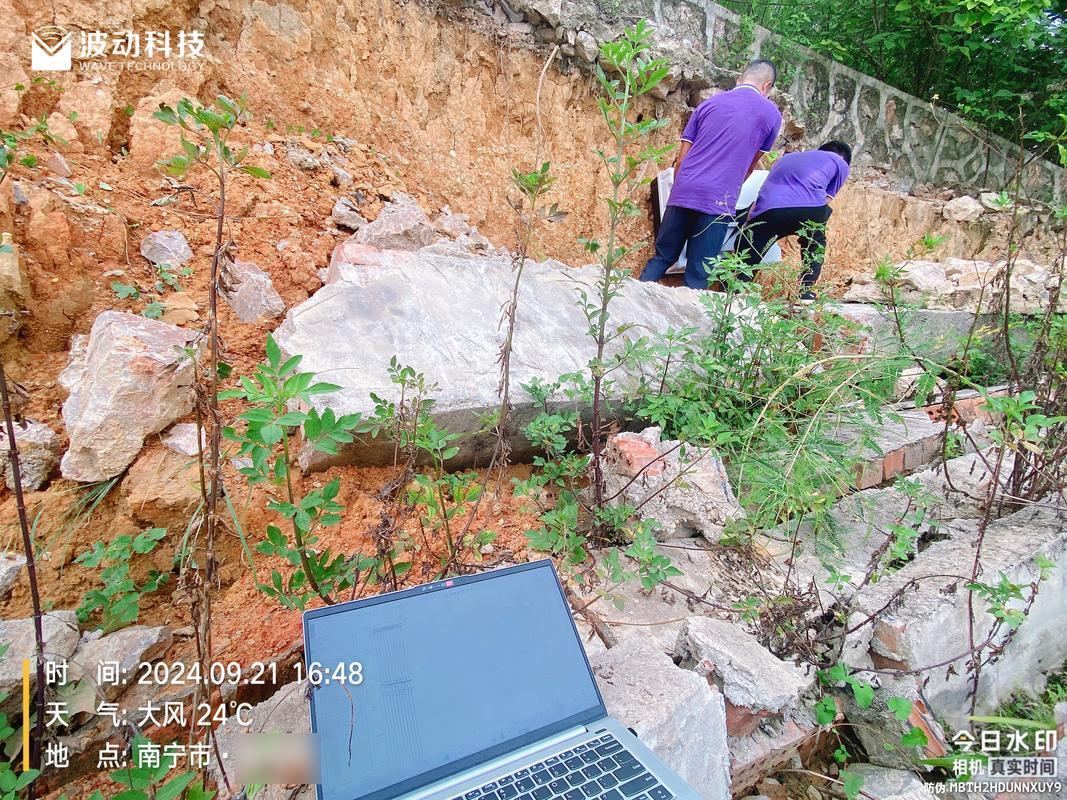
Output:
top-left (303, 561), bottom-right (605, 800)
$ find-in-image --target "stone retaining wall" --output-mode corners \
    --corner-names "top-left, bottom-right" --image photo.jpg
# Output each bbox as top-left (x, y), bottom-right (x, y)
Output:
top-left (486, 0), bottom-right (1064, 202)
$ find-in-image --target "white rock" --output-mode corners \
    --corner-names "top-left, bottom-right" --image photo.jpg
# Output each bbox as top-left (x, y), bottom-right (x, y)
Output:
top-left (0, 553), bottom-right (26, 597)
top-left (575, 31), bottom-right (599, 63)
top-left (979, 191), bottom-right (1011, 211)
top-left (0, 232), bottom-right (28, 342)
top-left (0, 420), bottom-right (61, 490)
top-left (353, 193), bottom-right (435, 250)
top-left (59, 312), bottom-right (199, 482)
top-left (331, 197), bottom-right (367, 232)
top-left (274, 251), bottom-right (713, 469)
top-left (898, 261), bottom-right (951, 294)
top-left (433, 209), bottom-right (472, 239)
top-left (161, 422), bottom-right (205, 457)
top-left (0, 610), bottom-right (80, 715)
top-left (285, 142), bottom-right (319, 170)
top-left (139, 230), bottom-right (193, 267)
top-left (220, 259), bottom-right (286, 323)
top-left (455, 226), bottom-right (495, 254)
top-left (941, 196), bottom-right (983, 222)
top-left (69, 625), bottom-right (172, 699)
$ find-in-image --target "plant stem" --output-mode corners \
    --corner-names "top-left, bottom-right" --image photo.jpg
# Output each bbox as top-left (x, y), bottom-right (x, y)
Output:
top-left (280, 432), bottom-right (333, 603)
top-left (0, 355), bottom-right (45, 794)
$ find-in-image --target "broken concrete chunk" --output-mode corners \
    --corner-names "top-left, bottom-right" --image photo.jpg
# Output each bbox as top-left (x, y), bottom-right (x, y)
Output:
top-left (591, 638), bottom-right (730, 800)
top-left (68, 625), bottom-right (172, 700)
top-left (911, 448), bottom-right (1012, 518)
top-left (675, 617), bottom-right (812, 717)
top-left (941, 195), bottom-right (983, 222)
top-left (331, 197), bottom-right (367, 232)
top-left (851, 504), bottom-right (1067, 728)
top-left (354, 193), bottom-right (435, 250)
top-left (0, 419), bottom-right (61, 491)
top-left (577, 540), bottom-right (735, 655)
top-left (842, 674), bottom-right (949, 771)
top-left (0, 610), bottom-right (80, 715)
top-left (604, 428), bottom-right (743, 540)
top-left (0, 553), bottom-right (26, 598)
top-left (59, 311), bottom-right (199, 482)
top-left (139, 230), bottom-right (193, 268)
top-left (220, 259), bottom-right (285, 323)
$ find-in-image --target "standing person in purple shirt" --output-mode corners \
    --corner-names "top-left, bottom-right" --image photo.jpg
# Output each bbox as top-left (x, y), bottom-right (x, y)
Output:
top-left (735, 140), bottom-right (852, 299)
top-left (639, 59), bottom-right (782, 290)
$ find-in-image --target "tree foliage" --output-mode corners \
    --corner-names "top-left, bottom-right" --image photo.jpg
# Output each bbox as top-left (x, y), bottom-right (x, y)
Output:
top-left (730, 0), bottom-right (1065, 143)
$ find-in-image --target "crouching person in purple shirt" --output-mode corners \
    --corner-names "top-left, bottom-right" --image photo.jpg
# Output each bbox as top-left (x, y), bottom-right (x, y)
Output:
top-left (735, 140), bottom-right (852, 299)
top-left (639, 60), bottom-right (782, 290)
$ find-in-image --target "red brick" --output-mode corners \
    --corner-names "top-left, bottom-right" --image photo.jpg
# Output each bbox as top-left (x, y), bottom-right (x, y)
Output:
top-left (854, 458), bottom-right (883, 490)
top-left (606, 434), bottom-right (665, 478)
top-left (882, 448), bottom-right (906, 481)
top-left (725, 700), bottom-right (768, 738)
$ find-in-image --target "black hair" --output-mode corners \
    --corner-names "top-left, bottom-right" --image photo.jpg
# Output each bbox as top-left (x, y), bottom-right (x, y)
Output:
top-left (742, 58), bottom-right (777, 87)
top-left (819, 140), bottom-right (853, 165)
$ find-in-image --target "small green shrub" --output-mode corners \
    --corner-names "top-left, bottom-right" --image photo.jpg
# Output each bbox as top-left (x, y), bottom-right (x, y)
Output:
top-left (75, 528), bottom-right (168, 633)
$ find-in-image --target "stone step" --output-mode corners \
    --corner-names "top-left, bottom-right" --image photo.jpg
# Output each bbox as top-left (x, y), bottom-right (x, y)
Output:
top-left (843, 408), bottom-right (948, 490)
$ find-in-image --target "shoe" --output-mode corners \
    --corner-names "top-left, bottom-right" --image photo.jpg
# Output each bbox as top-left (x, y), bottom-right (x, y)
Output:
top-left (798, 290), bottom-right (817, 302)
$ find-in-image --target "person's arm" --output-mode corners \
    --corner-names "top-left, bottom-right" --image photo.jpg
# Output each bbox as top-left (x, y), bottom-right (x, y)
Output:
top-left (744, 151), bottom-right (764, 179)
top-left (747, 112), bottom-right (782, 178)
top-left (674, 140), bottom-right (693, 172)
top-left (825, 161), bottom-right (849, 205)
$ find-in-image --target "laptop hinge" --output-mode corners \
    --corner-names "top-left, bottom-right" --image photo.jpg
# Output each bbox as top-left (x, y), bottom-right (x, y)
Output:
top-left (404, 725), bottom-right (589, 800)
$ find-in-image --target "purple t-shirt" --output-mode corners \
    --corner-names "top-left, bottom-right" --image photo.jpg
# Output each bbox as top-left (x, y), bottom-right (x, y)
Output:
top-left (668, 86), bottom-right (782, 217)
top-left (749, 150), bottom-right (850, 218)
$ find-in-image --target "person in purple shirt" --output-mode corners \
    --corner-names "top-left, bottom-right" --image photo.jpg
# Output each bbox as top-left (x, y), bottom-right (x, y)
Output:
top-left (639, 59), bottom-right (782, 290)
top-left (735, 140), bottom-right (852, 299)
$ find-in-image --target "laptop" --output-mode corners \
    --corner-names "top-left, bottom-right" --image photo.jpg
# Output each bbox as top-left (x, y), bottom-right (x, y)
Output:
top-left (302, 559), bottom-right (703, 800)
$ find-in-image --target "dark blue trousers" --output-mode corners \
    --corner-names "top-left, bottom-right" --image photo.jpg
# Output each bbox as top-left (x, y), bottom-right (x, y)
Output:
top-left (639, 205), bottom-right (730, 289)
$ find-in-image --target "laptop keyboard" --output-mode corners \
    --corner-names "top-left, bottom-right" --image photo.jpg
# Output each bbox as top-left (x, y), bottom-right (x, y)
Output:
top-left (452, 733), bottom-right (673, 800)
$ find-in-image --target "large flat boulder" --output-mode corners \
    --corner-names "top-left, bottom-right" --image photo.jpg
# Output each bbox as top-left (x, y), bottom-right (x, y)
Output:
top-left (59, 312), bottom-right (199, 482)
top-left (274, 251), bottom-right (711, 469)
